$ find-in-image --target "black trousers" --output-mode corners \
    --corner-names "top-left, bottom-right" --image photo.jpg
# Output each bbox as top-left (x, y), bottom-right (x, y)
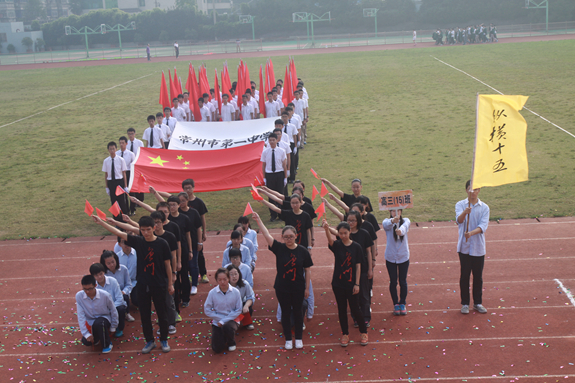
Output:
top-left (386, 260), bottom-right (409, 305)
top-left (352, 272), bottom-right (371, 322)
top-left (198, 250), bottom-right (207, 276)
top-left (265, 171), bottom-right (284, 219)
top-left (174, 250), bottom-right (191, 310)
top-left (107, 178), bottom-right (129, 218)
top-left (332, 285), bottom-right (366, 335)
top-left (459, 253), bottom-right (485, 305)
top-left (130, 287), bottom-right (138, 307)
top-left (276, 288), bottom-right (305, 341)
top-left (289, 143), bottom-right (297, 182)
top-left (116, 305), bottom-right (126, 332)
top-left (211, 321), bottom-right (239, 353)
top-left (137, 283), bottom-right (169, 342)
top-left (81, 317), bottom-right (111, 347)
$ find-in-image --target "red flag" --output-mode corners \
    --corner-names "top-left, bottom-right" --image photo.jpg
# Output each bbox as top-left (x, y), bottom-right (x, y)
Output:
top-left (265, 60), bottom-right (270, 96)
top-left (168, 70), bottom-right (176, 104)
top-left (236, 63), bottom-right (244, 110)
top-left (315, 202), bottom-right (325, 222)
top-left (310, 168), bottom-right (320, 179)
top-left (174, 67), bottom-right (182, 95)
top-left (259, 65), bottom-right (266, 118)
top-left (320, 182), bottom-right (329, 197)
top-left (250, 184), bottom-right (264, 201)
top-left (244, 64), bottom-right (251, 94)
top-left (311, 185), bottom-right (319, 201)
top-left (109, 201), bottom-right (121, 217)
top-left (159, 71), bottom-right (170, 111)
top-left (96, 207), bottom-right (107, 220)
top-left (223, 64), bottom-right (232, 97)
top-left (84, 200), bottom-right (94, 216)
top-left (187, 65), bottom-right (201, 122)
top-left (199, 66), bottom-right (210, 100)
top-left (290, 58), bottom-right (298, 94)
top-left (253, 175), bottom-right (264, 187)
top-left (214, 69), bottom-right (222, 120)
top-left (115, 185), bottom-right (126, 196)
top-left (243, 202), bottom-right (254, 216)
top-left (268, 58), bottom-right (275, 88)
top-left (240, 311), bottom-right (252, 326)
top-left (282, 65), bottom-right (291, 108)
top-left (130, 143), bottom-right (265, 193)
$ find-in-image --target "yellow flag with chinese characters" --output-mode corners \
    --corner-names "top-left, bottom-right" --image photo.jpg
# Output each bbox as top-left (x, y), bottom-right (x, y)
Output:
top-left (471, 94), bottom-right (529, 189)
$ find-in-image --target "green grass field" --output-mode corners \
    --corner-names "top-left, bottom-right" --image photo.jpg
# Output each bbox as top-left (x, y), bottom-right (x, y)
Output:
top-left (1, 39), bottom-right (574, 239)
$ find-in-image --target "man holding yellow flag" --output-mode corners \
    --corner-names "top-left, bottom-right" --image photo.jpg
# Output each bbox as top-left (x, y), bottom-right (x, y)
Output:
top-left (455, 180), bottom-right (489, 314)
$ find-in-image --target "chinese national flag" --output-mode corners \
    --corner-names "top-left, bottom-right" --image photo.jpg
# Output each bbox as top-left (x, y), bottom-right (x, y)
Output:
top-left (130, 143), bottom-right (265, 193)
top-left (311, 185), bottom-right (319, 201)
top-left (250, 184), bottom-right (264, 201)
top-left (84, 200), bottom-right (94, 216)
top-left (320, 182), bottom-right (329, 197)
top-left (115, 185), bottom-right (126, 196)
top-left (315, 202), bottom-right (326, 222)
top-left (109, 201), bottom-right (121, 217)
top-left (259, 65), bottom-right (266, 118)
top-left (243, 202), bottom-right (254, 216)
top-left (310, 168), bottom-right (320, 179)
top-left (253, 175), bottom-right (264, 187)
top-left (96, 208), bottom-right (107, 220)
top-left (159, 71), bottom-right (170, 111)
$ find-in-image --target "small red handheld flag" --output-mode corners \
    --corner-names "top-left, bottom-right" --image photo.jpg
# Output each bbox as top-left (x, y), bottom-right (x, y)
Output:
top-left (115, 185), bottom-right (126, 196)
top-left (109, 201), bottom-right (122, 217)
top-left (253, 176), bottom-right (264, 187)
top-left (84, 200), bottom-right (94, 216)
top-left (315, 202), bottom-right (326, 222)
top-left (250, 184), bottom-right (264, 201)
top-left (310, 168), bottom-right (320, 180)
top-left (311, 185), bottom-right (319, 201)
top-left (243, 202), bottom-right (254, 216)
top-left (96, 208), bottom-right (107, 220)
top-left (320, 182), bottom-right (329, 197)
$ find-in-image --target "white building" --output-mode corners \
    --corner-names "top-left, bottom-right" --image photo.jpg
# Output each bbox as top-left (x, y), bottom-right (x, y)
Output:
top-left (0, 21), bottom-right (44, 52)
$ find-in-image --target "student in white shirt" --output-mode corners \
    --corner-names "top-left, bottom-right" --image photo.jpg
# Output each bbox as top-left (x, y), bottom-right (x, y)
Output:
top-left (220, 94), bottom-right (236, 121)
top-left (272, 88), bottom-right (285, 114)
top-left (178, 94), bottom-right (191, 121)
top-left (163, 107), bottom-right (179, 131)
top-left (126, 128), bottom-right (144, 156)
top-left (260, 133), bottom-right (287, 221)
top-left (155, 112), bottom-right (172, 149)
top-left (142, 115), bottom-right (165, 149)
top-left (171, 98), bottom-right (186, 122)
top-left (117, 136), bottom-right (136, 215)
top-left (265, 92), bottom-right (280, 117)
top-left (280, 111), bottom-right (299, 183)
top-left (210, 89), bottom-right (220, 120)
top-left (198, 98), bottom-right (211, 122)
top-left (271, 126), bottom-right (291, 184)
top-left (245, 90), bottom-right (259, 118)
top-left (202, 93), bottom-right (216, 121)
top-left (250, 81), bottom-right (259, 101)
top-left (240, 95), bottom-right (254, 120)
top-left (102, 141), bottom-right (129, 217)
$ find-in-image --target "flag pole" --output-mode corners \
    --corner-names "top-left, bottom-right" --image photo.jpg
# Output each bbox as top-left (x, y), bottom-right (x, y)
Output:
top-left (467, 93), bottom-right (480, 241)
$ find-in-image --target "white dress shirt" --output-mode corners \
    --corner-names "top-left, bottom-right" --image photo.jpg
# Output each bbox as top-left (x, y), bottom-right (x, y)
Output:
top-left (282, 123), bottom-right (298, 143)
top-left (102, 155), bottom-right (128, 180)
top-left (116, 149), bottom-right (135, 169)
top-left (199, 105), bottom-right (211, 121)
top-left (162, 116), bottom-right (177, 134)
top-left (241, 103), bottom-right (254, 120)
top-left (157, 123), bottom-right (171, 143)
top-left (260, 146), bottom-right (287, 173)
top-left (171, 106), bottom-right (186, 122)
top-left (76, 289), bottom-right (119, 338)
top-left (127, 138), bottom-right (144, 156)
top-left (220, 102), bottom-right (236, 121)
top-left (142, 126), bottom-right (165, 148)
top-left (265, 100), bottom-right (279, 117)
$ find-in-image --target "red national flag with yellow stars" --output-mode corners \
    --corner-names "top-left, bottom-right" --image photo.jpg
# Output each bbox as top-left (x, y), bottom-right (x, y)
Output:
top-left (129, 142), bottom-right (264, 193)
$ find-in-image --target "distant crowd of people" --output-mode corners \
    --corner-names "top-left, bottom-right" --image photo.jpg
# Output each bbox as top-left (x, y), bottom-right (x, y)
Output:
top-left (432, 24), bottom-right (498, 45)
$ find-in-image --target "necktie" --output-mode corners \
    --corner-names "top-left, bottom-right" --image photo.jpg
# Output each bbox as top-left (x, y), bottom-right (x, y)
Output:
top-left (111, 158), bottom-right (116, 181)
top-left (130, 141), bottom-right (133, 152)
top-left (121, 151), bottom-right (124, 158)
top-left (271, 149), bottom-right (276, 173)
top-left (149, 128), bottom-right (154, 148)
top-left (284, 125), bottom-right (287, 133)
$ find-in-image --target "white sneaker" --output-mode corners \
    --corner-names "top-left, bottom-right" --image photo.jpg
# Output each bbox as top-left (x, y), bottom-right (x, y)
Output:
top-left (228, 345), bottom-right (236, 351)
top-left (474, 304), bottom-right (487, 313)
top-left (191, 286), bottom-right (198, 295)
top-left (284, 340), bottom-right (293, 350)
top-left (461, 305), bottom-right (470, 314)
top-left (125, 313), bottom-right (135, 322)
top-left (246, 324), bottom-right (254, 330)
top-left (295, 339), bottom-right (303, 349)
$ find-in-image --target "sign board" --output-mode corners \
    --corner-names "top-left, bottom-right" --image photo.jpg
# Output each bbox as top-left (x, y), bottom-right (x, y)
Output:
top-left (378, 190), bottom-right (414, 211)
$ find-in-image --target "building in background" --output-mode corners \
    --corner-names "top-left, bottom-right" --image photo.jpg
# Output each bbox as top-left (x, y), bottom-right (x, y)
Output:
top-left (0, 21), bottom-right (44, 52)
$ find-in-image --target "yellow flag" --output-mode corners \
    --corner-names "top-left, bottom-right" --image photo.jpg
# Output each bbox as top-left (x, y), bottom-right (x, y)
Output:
top-left (471, 94), bottom-right (529, 189)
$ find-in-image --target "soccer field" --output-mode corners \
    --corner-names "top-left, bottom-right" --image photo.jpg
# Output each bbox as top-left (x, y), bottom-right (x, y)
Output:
top-left (1, 39), bottom-right (574, 239)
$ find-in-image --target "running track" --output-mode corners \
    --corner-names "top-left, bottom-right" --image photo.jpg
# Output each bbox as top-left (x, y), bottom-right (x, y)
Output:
top-left (2, 217), bottom-right (575, 382)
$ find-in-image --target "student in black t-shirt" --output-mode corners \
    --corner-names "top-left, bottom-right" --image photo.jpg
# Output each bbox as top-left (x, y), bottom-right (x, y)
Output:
top-left (182, 179), bottom-right (210, 284)
top-left (92, 215), bottom-right (174, 354)
top-left (251, 212), bottom-right (312, 351)
top-left (321, 177), bottom-right (374, 212)
top-left (321, 219), bottom-right (368, 347)
top-left (177, 192), bottom-right (203, 295)
top-left (293, 180), bottom-right (314, 207)
top-left (258, 193), bottom-right (313, 252)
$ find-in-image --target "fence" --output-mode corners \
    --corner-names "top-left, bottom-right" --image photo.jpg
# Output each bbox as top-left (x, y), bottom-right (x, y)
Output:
top-left (1, 21), bottom-right (574, 66)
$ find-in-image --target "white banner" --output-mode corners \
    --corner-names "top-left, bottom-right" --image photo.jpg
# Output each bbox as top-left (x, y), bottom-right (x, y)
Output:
top-left (169, 117), bottom-right (277, 151)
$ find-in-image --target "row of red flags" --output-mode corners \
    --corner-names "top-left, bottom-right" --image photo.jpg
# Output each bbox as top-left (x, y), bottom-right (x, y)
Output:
top-left (243, 168), bottom-right (328, 221)
top-left (85, 186), bottom-right (129, 219)
top-left (159, 57), bottom-right (299, 121)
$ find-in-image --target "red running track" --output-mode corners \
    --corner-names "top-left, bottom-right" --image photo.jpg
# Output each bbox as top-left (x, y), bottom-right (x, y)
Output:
top-left (1, 216), bottom-right (575, 382)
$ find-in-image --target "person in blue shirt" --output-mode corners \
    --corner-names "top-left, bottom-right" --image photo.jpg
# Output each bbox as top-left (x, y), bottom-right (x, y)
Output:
top-left (455, 180), bottom-right (490, 314)
top-left (204, 268), bottom-right (243, 353)
top-left (115, 238), bottom-right (138, 315)
top-left (90, 263), bottom-right (127, 337)
top-left (224, 248), bottom-right (253, 287)
top-left (101, 250), bottom-right (134, 323)
top-left (382, 209), bottom-right (411, 316)
top-left (75, 275), bottom-right (118, 354)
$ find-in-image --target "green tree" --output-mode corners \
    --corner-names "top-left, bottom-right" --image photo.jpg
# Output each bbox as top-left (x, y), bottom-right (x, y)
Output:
top-left (22, 36), bottom-right (34, 50)
top-left (159, 30), bottom-right (170, 42)
top-left (175, 0), bottom-right (196, 10)
top-left (35, 38), bottom-right (46, 51)
top-left (69, 0), bottom-right (83, 15)
top-left (31, 20), bottom-right (42, 31)
top-left (24, 0), bottom-right (46, 22)
top-left (7, 44), bottom-right (16, 53)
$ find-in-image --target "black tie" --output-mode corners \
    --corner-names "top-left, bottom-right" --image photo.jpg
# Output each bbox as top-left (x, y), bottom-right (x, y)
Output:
top-left (166, 117), bottom-right (169, 127)
top-left (284, 125), bottom-right (287, 133)
top-left (130, 141), bottom-right (133, 152)
top-left (111, 157), bottom-right (116, 181)
top-left (149, 128), bottom-right (154, 148)
top-left (121, 151), bottom-right (124, 158)
top-left (271, 149), bottom-right (276, 173)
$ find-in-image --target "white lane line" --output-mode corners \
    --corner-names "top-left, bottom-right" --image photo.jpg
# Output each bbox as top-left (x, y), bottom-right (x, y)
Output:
top-left (2, 305), bottom-right (572, 327)
top-left (432, 55), bottom-right (575, 139)
top-left (554, 278), bottom-right (575, 306)
top-left (0, 73), bottom-right (154, 130)
top-left (304, 375), bottom-right (575, 383)
top-left (1, 335), bottom-right (574, 358)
